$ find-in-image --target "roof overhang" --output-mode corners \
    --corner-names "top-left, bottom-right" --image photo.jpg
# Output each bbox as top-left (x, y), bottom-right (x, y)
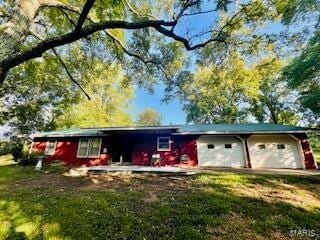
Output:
top-left (31, 125), bottom-right (181, 139)
top-left (31, 133), bottom-right (109, 139)
top-left (172, 131), bottom-right (308, 135)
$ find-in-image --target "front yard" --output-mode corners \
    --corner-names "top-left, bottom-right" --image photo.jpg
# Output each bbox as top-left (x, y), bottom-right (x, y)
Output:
top-left (314, 147), bottom-right (320, 166)
top-left (0, 155), bottom-right (320, 240)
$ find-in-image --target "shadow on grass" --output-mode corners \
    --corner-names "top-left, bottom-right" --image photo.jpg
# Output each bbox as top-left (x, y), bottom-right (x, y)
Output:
top-left (0, 165), bottom-right (319, 239)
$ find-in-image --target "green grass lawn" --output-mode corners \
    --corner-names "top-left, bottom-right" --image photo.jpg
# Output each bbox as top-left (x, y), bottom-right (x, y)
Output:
top-left (0, 158), bottom-right (320, 239)
top-left (313, 147), bottom-right (320, 166)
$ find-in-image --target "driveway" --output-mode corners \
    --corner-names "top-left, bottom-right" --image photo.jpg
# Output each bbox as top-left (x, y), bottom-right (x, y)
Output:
top-left (198, 167), bottom-right (320, 176)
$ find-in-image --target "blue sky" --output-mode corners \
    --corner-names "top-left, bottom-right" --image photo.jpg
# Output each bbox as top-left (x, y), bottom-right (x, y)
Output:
top-left (133, 84), bottom-right (187, 125)
top-left (132, 1), bottom-right (219, 125)
top-left (131, 2), bottom-right (289, 125)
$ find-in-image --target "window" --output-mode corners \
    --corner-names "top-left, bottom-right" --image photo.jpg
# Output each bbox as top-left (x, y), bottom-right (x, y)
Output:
top-left (277, 144), bottom-right (285, 150)
top-left (157, 137), bottom-right (171, 151)
top-left (89, 138), bottom-right (101, 157)
top-left (258, 144), bottom-right (266, 150)
top-left (77, 138), bottom-right (101, 158)
top-left (225, 144), bottom-right (232, 149)
top-left (45, 140), bottom-right (56, 155)
top-left (207, 144), bottom-right (215, 149)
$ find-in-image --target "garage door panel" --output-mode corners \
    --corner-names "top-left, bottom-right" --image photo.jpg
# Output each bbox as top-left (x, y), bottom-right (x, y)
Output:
top-left (197, 136), bottom-right (245, 167)
top-left (249, 135), bottom-right (302, 169)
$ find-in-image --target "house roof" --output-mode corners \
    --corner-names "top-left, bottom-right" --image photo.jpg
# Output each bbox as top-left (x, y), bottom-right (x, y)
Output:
top-left (31, 125), bottom-right (180, 138)
top-left (174, 123), bottom-right (309, 135)
top-left (31, 123), bottom-right (313, 138)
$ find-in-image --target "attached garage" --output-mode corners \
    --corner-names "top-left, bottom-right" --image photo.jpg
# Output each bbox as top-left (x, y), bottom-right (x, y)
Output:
top-left (248, 135), bottom-right (303, 169)
top-left (197, 135), bottom-right (246, 167)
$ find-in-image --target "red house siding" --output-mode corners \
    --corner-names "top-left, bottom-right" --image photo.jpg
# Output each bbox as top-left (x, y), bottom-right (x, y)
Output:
top-left (31, 135), bottom-right (198, 167)
top-left (32, 137), bottom-right (110, 167)
top-left (131, 135), bottom-right (198, 166)
top-left (293, 133), bottom-right (317, 170)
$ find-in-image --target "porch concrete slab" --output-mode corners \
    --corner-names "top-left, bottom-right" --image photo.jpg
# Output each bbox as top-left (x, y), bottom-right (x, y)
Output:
top-left (199, 167), bottom-right (320, 176)
top-left (81, 165), bottom-right (196, 175)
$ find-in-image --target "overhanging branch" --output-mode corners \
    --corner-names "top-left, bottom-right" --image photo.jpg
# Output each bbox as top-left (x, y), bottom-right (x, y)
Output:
top-left (51, 48), bottom-right (91, 100)
top-left (30, 30), bottom-right (91, 99)
top-left (0, 19), bottom-right (176, 83)
top-left (74, 0), bottom-right (95, 32)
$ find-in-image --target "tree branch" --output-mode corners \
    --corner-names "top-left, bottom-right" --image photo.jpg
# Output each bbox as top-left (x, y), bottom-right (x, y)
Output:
top-left (105, 30), bottom-right (171, 80)
top-left (29, 30), bottom-right (91, 99)
top-left (122, 0), bottom-right (155, 19)
top-left (181, 9), bottom-right (216, 17)
top-left (74, 0), bottom-right (95, 32)
top-left (154, 25), bottom-right (226, 50)
top-left (51, 48), bottom-right (91, 100)
top-left (105, 30), bottom-right (159, 65)
top-left (0, 19), bottom-right (176, 84)
top-left (59, 9), bottom-right (76, 26)
top-left (0, 2), bottom-right (252, 84)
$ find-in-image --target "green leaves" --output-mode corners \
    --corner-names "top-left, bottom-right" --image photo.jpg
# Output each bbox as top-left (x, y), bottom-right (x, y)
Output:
top-left (283, 31), bottom-right (320, 115)
top-left (136, 108), bottom-right (162, 126)
top-left (56, 61), bottom-right (134, 128)
top-left (178, 54), bottom-right (258, 124)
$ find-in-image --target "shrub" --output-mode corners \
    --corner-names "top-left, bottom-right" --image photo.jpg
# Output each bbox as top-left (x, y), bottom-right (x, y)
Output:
top-left (0, 138), bottom-right (24, 160)
top-left (18, 152), bottom-right (43, 166)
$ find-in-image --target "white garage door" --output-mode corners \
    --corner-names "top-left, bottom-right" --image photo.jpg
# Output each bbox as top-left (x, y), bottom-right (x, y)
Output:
top-left (197, 136), bottom-right (246, 167)
top-left (248, 135), bottom-right (302, 169)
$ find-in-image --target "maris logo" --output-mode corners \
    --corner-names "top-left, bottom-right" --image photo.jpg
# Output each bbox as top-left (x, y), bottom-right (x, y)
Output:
top-left (289, 229), bottom-right (317, 238)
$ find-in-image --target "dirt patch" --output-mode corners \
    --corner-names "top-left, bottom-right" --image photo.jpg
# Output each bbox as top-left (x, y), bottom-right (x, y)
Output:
top-left (7, 171), bottom-right (193, 199)
top-left (11, 172), bottom-right (90, 192)
top-left (231, 180), bottom-right (320, 210)
top-left (82, 173), bottom-right (193, 199)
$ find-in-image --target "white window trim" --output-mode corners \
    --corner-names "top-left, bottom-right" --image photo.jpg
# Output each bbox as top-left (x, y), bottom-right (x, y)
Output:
top-left (44, 140), bottom-right (57, 156)
top-left (88, 138), bottom-right (102, 158)
top-left (157, 137), bottom-right (171, 151)
top-left (77, 138), bottom-right (102, 158)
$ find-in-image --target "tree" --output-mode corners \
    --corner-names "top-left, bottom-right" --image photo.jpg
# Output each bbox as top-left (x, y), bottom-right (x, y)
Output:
top-left (136, 108), bottom-right (162, 126)
top-left (0, 51), bottom-right (134, 134)
top-left (250, 58), bottom-right (300, 125)
top-left (0, 0), bottom-right (279, 86)
top-left (275, 0), bottom-right (320, 117)
top-left (176, 53), bottom-right (300, 124)
top-left (0, 55), bottom-right (79, 134)
top-left (282, 31), bottom-right (320, 115)
top-left (176, 54), bottom-right (258, 123)
top-left (56, 62), bottom-right (134, 128)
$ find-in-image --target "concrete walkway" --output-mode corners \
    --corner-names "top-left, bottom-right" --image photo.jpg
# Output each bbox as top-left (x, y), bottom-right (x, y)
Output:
top-left (72, 165), bottom-right (320, 176)
top-left (198, 167), bottom-right (320, 176)
top-left (80, 165), bottom-right (196, 175)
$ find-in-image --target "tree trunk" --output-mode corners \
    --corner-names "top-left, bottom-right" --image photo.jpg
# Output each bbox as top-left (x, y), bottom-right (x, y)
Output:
top-left (0, 0), bottom-right (42, 59)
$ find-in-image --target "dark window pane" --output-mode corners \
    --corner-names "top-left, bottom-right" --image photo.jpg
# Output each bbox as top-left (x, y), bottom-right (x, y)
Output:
top-left (207, 144), bottom-right (215, 149)
top-left (225, 144), bottom-right (232, 149)
top-left (158, 137), bottom-right (170, 150)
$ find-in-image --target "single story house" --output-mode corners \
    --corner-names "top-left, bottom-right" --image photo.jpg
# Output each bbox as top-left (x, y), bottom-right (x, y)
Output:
top-left (30, 124), bottom-right (318, 169)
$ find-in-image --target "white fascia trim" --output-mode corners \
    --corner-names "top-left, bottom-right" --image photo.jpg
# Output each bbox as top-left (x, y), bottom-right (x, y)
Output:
top-left (173, 131), bottom-right (307, 135)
